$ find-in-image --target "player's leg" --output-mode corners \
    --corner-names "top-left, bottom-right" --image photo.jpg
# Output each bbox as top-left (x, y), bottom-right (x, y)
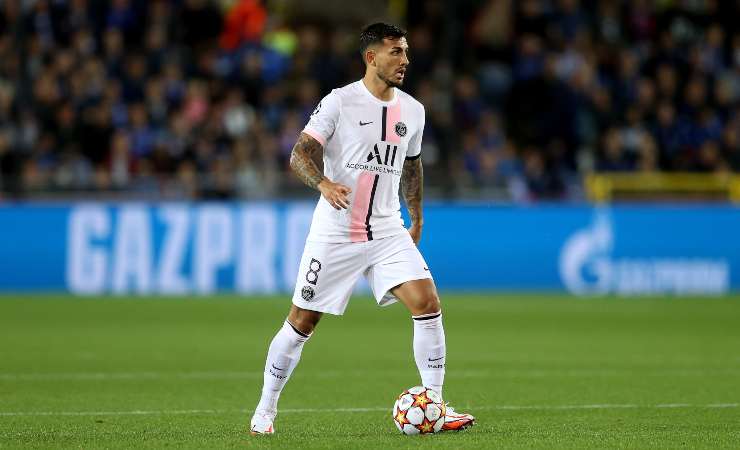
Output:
top-left (251, 240), bottom-right (364, 435)
top-left (251, 305), bottom-right (322, 435)
top-left (286, 303), bottom-right (322, 335)
top-left (367, 233), bottom-right (475, 431)
top-left (391, 279), bottom-right (444, 395)
top-left (391, 277), bottom-right (474, 430)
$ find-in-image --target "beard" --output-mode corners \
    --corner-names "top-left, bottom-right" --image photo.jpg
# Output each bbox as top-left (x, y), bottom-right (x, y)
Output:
top-left (377, 70), bottom-right (403, 88)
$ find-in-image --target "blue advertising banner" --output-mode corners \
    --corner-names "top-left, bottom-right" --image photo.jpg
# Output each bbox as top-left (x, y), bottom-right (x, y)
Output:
top-left (0, 202), bottom-right (737, 295)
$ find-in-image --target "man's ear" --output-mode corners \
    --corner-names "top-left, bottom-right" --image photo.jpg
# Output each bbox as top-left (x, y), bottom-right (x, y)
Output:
top-left (365, 49), bottom-right (376, 67)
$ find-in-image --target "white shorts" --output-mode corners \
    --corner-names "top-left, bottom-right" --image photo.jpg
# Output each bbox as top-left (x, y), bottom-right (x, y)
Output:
top-left (291, 232), bottom-right (433, 315)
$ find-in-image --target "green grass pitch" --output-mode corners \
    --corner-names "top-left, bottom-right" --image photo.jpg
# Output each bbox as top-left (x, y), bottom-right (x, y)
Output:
top-left (1, 294), bottom-right (739, 449)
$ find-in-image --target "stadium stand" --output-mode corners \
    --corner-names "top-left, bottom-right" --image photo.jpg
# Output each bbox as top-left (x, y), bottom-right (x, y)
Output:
top-left (0, 0), bottom-right (738, 201)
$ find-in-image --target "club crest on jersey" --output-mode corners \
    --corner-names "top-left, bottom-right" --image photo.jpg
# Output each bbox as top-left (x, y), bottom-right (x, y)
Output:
top-left (301, 285), bottom-right (315, 301)
top-left (394, 122), bottom-right (407, 137)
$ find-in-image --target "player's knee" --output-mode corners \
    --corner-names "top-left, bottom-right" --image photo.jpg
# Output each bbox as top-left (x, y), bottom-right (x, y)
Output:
top-left (290, 319), bottom-right (315, 335)
top-left (417, 292), bottom-right (441, 315)
top-left (288, 306), bottom-right (321, 335)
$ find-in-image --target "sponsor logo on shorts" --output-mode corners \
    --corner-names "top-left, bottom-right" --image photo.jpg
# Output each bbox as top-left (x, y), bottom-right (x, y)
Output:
top-left (301, 285), bottom-right (315, 301)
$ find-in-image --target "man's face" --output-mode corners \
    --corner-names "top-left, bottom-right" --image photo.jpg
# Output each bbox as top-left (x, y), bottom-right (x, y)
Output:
top-left (369, 37), bottom-right (410, 87)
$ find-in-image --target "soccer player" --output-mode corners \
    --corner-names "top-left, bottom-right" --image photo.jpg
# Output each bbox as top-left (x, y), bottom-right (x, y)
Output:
top-left (250, 23), bottom-right (475, 435)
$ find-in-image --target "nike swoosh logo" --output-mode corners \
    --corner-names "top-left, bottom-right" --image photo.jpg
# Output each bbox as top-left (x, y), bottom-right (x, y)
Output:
top-left (359, 121), bottom-right (373, 126)
top-left (271, 364), bottom-right (286, 371)
top-left (428, 356), bottom-right (444, 362)
top-left (423, 267), bottom-right (430, 271)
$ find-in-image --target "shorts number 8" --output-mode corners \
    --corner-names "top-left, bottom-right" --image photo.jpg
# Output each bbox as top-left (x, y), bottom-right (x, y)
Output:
top-left (305, 258), bottom-right (322, 285)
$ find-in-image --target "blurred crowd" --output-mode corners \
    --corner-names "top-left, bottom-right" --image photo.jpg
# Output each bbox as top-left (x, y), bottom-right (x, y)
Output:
top-left (0, 0), bottom-right (738, 201)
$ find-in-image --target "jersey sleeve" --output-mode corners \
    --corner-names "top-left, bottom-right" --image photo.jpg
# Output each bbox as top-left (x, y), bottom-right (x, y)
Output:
top-left (405, 105), bottom-right (425, 160)
top-left (302, 90), bottom-right (341, 147)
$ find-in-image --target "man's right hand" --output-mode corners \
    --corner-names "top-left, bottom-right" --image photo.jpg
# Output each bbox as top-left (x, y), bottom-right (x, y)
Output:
top-left (318, 179), bottom-right (352, 210)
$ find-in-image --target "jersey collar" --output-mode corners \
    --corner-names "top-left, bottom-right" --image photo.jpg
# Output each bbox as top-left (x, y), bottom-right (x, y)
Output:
top-left (358, 79), bottom-right (398, 106)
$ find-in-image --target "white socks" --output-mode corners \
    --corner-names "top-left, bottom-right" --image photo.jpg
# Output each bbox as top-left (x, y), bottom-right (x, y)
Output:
top-left (412, 312), bottom-right (446, 397)
top-left (255, 312), bottom-right (445, 417)
top-left (255, 320), bottom-right (310, 416)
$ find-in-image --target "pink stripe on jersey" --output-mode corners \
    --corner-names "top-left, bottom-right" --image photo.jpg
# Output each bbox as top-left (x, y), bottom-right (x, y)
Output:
top-left (384, 101), bottom-right (402, 143)
top-left (349, 172), bottom-right (376, 242)
top-left (302, 128), bottom-right (326, 146)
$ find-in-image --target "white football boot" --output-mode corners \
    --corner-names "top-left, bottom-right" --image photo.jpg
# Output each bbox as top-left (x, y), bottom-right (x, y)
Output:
top-left (250, 411), bottom-right (275, 435)
top-left (441, 404), bottom-right (475, 431)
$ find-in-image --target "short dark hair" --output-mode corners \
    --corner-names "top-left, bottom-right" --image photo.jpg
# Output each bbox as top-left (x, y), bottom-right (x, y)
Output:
top-left (359, 22), bottom-right (407, 58)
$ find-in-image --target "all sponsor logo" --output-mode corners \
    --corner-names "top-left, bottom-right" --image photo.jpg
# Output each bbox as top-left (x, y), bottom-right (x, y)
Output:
top-left (366, 143), bottom-right (398, 166)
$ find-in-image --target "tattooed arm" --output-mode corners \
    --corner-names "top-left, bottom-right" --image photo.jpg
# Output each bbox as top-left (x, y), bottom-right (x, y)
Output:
top-left (401, 157), bottom-right (424, 244)
top-left (289, 132), bottom-right (325, 189)
top-left (290, 132), bottom-right (351, 209)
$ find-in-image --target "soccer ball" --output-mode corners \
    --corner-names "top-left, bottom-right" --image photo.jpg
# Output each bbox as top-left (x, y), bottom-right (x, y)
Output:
top-left (392, 386), bottom-right (445, 435)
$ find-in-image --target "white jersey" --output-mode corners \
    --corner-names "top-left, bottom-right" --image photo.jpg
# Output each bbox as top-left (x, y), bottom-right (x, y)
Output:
top-left (302, 80), bottom-right (425, 243)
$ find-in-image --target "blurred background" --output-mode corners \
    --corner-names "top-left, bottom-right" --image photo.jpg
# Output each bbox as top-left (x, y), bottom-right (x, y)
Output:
top-left (1, 0), bottom-right (738, 201)
top-left (0, 0), bottom-right (738, 295)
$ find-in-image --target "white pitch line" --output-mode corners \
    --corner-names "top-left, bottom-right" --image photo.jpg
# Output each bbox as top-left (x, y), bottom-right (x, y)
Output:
top-left (0, 371), bottom-right (265, 381)
top-left (0, 409), bottom-right (233, 417)
top-left (3, 368), bottom-right (740, 381)
top-left (0, 403), bottom-right (737, 417)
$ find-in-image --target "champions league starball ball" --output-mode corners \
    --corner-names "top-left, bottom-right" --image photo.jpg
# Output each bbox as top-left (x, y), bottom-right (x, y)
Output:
top-left (392, 386), bottom-right (445, 435)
